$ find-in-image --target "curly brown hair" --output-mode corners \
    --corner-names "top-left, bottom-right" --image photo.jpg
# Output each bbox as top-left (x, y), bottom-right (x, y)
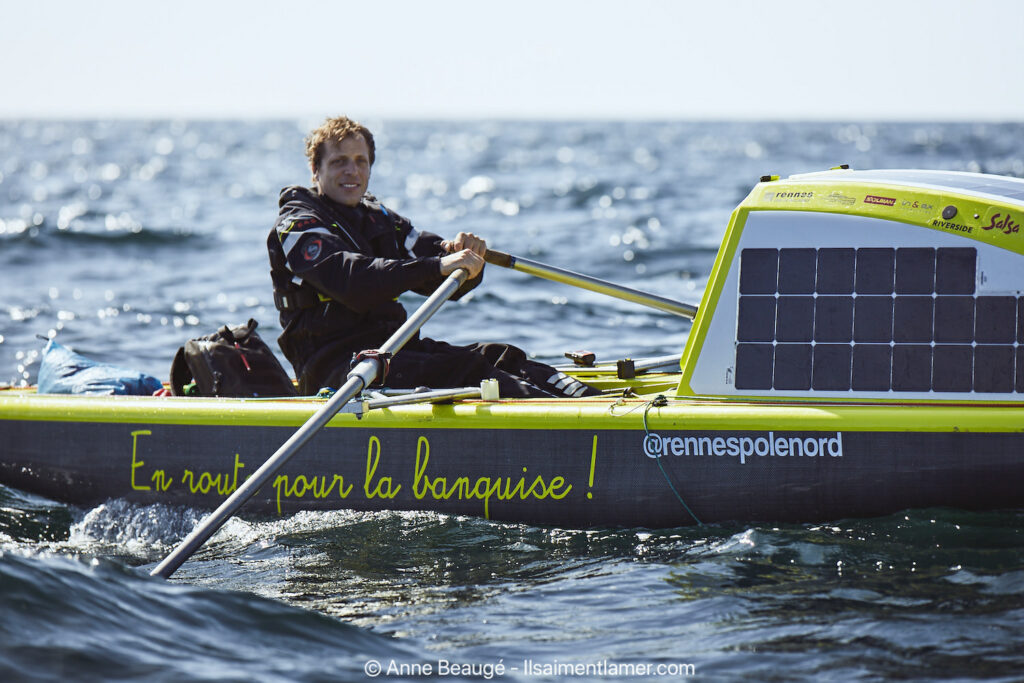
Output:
top-left (304, 116), bottom-right (376, 171)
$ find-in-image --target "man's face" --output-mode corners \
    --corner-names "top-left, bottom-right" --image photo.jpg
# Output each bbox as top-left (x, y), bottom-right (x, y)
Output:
top-left (313, 135), bottom-right (371, 207)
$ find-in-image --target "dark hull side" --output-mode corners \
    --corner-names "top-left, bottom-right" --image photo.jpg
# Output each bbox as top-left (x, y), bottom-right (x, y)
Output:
top-left (2, 419), bottom-right (1022, 527)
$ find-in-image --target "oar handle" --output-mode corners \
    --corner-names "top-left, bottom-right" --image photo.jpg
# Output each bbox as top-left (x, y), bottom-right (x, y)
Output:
top-left (483, 249), bottom-right (697, 319)
top-left (484, 249), bottom-right (515, 268)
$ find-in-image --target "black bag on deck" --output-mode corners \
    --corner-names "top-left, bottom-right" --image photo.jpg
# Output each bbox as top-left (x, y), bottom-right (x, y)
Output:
top-left (169, 319), bottom-right (298, 397)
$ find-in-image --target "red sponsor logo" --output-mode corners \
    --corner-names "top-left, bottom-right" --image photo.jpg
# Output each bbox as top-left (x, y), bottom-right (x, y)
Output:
top-left (983, 212), bottom-right (1021, 236)
top-left (864, 195), bottom-right (897, 206)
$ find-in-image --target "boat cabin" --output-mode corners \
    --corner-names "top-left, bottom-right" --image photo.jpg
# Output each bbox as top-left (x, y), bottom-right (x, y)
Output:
top-left (678, 169), bottom-right (1024, 402)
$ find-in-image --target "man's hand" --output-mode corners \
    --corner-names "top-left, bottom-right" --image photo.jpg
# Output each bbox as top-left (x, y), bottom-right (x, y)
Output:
top-left (441, 232), bottom-right (487, 257)
top-left (440, 249), bottom-right (485, 279)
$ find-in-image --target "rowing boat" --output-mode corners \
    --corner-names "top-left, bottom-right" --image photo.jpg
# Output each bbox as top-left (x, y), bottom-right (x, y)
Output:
top-left (3, 168), bottom-right (1024, 527)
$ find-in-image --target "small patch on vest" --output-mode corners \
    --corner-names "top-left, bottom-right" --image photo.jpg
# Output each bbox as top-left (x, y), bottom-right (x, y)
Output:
top-left (303, 238), bottom-right (323, 261)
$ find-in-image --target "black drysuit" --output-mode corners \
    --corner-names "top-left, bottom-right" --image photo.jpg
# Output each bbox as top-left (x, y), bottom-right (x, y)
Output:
top-left (268, 186), bottom-right (598, 398)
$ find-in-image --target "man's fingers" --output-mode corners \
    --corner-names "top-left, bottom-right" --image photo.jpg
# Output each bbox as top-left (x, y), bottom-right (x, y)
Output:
top-left (440, 249), bottom-right (485, 278)
top-left (451, 232), bottom-right (487, 256)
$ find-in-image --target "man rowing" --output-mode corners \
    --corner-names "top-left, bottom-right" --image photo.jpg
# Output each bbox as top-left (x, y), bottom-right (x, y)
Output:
top-left (268, 116), bottom-right (600, 398)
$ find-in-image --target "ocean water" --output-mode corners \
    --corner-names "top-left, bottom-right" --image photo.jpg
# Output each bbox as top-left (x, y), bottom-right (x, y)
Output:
top-left (2, 120), bottom-right (1024, 681)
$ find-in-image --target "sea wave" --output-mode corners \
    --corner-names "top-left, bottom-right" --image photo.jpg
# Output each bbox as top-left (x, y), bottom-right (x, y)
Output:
top-left (0, 549), bottom-right (413, 683)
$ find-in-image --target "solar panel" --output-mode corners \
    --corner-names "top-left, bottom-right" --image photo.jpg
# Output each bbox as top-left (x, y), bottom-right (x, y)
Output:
top-left (735, 246), bottom-right (1020, 394)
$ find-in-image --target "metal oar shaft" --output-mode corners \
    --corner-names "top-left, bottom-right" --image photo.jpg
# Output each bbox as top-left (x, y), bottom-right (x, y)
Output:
top-left (362, 387), bottom-right (481, 410)
top-left (151, 269), bottom-right (468, 579)
top-left (484, 250), bottom-right (697, 319)
top-left (150, 374), bottom-right (362, 579)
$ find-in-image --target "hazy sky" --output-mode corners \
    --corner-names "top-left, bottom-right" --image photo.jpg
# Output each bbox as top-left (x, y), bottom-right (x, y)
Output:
top-left (3, 0), bottom-right (1022, 120)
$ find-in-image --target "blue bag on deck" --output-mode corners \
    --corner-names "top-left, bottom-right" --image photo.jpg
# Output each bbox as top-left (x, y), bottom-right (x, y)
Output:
top-left (37, 340), bottom-right (164, 396)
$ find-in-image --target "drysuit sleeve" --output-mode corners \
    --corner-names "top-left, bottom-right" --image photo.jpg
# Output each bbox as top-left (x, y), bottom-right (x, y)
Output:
top-left (274, 208), bottom-right (480, 313)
